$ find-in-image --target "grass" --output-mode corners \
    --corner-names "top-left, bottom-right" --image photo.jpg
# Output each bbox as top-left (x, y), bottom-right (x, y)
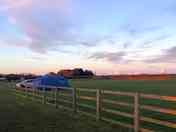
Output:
top-left (70, 79), bottom-right (176, 96)
top-left (0, 82), bottom-right (128, 132)
top-left (70, 79), bottom-right (176, 131)
top-left (1, 79), bottom-right (176, 132)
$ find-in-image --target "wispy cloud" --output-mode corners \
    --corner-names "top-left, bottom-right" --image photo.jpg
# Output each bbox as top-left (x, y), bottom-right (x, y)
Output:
top-left (0, 0), bottom-right (173, 55)
top-left (144, 46), bottom-right (176, 63)
top-left (0, 0), bottom-right (79, 53)
top-left (89, 51), bottom-right (128, 63)
top-left (142, 34), bottom-right (171, 47)
top-left (120, 24), bottom-right (161, 36)
top-left (123, 42), bottom-right (131, 48)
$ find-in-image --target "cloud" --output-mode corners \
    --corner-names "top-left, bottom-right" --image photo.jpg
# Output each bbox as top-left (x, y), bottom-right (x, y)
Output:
top-left (0, 0), bottom-right (69, 12)
top-left (120, 24), bottom-right (161, 36)
top-left (142, 34), bottom-right (171, 46)
top-left (123, 42), bottom-right (131, 48)
top-left (89, 51), bottom-right (127, 63)
top-left (0, 0), bottom-right (175, 57)
top-left (0, 0), bottom-right (80, 53)
top-left (25, 56), bottom-right (47, 62)
top-left (145, 46), bottom-right (176, 63)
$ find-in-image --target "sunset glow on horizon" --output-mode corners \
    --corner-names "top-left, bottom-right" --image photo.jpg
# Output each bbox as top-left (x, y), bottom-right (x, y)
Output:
top-left (0, 0), bottom-right (176, 75)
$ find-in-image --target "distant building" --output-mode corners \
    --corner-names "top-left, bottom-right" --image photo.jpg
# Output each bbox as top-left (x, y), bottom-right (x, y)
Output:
top-left (58, 69), bottom-right (74, 78)
top-left (58, 68), bottom-right (94, 79)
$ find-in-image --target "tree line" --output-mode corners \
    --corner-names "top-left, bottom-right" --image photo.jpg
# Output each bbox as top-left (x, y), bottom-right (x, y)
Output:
top-left (0, 68), bottom-right (94, 81)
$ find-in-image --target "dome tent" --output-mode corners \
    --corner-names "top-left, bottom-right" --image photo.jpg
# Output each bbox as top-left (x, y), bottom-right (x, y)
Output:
top-left (33, 74), bottom-right (70, 89)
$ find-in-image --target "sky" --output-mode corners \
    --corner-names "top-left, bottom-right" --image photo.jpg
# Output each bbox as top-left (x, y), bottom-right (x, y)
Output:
top-left (0, 0), bottom-right (176, 75)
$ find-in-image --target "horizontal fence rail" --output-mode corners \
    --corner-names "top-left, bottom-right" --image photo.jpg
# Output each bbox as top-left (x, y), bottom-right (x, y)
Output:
top-left (79, 96), bottom-right (96, 101)
top-left (140, 105), bottom-right (176, 116)
top-left (140, 94), bottom-right (176, 102)
top-left (103, 99), bottom-right (133, 107)
top-left (103, 90), bottom-right (136, 97)
top-left (14, 86), bottom-right (176, 132)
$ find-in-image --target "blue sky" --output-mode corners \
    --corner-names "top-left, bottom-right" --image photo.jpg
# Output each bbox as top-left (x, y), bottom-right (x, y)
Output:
top-left (0, 0), bottom-right (176, 74)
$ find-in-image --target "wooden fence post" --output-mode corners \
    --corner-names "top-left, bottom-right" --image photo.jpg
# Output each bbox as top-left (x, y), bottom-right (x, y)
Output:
top-left (33, 87), bottom-right (35, 98)
top-left (36, 88), bottom-right (38, 96)
top-left (96, 89), bottom-right (101, 121)
top-left (134, 92), bottom-right (140, 132)
top-left (72, 88), bottom-right (77, 113)
top-left (43, 87), bottom-right (46, 104)
top-left (25, 86), bottom-right (28, 97)
top-left (55, 88), bottom-right (58, 108)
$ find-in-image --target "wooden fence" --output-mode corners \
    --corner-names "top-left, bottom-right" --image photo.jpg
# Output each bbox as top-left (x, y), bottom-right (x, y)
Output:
top-left (14, 86), bottom-right (176, 132)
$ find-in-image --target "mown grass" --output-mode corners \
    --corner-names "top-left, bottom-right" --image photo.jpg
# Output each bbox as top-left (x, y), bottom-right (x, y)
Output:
top-left (1, 79), bottom-right (176, 132)
top-left (0, 82), bottom-right (128, 132)
top-left (70, 79), bottom-right (176, 96)
top-left (28, 79), bottom-right (176, 131)
top-left (70, 79), bottom-right (176, 131)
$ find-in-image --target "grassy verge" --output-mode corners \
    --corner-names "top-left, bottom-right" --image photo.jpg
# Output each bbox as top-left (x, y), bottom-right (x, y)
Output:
top-left (0, 82), bottom-right (128, 132)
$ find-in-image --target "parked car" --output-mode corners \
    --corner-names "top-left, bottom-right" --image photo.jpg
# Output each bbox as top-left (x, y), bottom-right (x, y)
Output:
top-left (0, 77), bottom-right (7, 81)
top-left (16, 79), bottom-right (34, 89)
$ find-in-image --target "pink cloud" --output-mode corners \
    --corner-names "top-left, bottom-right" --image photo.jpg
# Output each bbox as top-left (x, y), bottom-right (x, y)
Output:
top-left (1, 0), bottom-right (70, 11)
top-left (1, 0), bottom-right (74, 53)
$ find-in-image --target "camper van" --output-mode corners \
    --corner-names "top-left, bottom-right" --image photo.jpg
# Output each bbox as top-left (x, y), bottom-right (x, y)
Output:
top-left (16, 74), bottom-right (70, 90)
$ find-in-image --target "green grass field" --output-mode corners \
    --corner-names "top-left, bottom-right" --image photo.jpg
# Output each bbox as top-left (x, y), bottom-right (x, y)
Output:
top-left (70, 79), bottom-right (176, 96)
top-left (0, 81), bottom-right (128, 132)
top-left (1, 79), bottom-right (176, 132)
top-left (70, 79), bottom-right (176, 131)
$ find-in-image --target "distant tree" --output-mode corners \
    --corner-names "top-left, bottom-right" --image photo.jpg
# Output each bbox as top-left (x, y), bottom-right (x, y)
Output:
top-left (23, 74), bottom-right (38, 80)
top-left (6, 74), bottom-right (21, 81)
top-left (84, 70), bottom-right (94, 76)
top-left (57, 68), bottom-right (95, 79)
top-left (72, 68), bottom-right (94, 78)
top-left (5, 74), bottom-right (38, 81)
top-left (73, 68), bottom-right (84, 77)
top-left (0, 74), bottom-right (3, 78)
top-left (48, 72), bottom-right (57, 75)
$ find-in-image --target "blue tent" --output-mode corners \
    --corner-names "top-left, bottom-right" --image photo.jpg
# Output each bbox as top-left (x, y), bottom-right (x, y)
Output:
top-left (33, 74), bottom-right (70, 89)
